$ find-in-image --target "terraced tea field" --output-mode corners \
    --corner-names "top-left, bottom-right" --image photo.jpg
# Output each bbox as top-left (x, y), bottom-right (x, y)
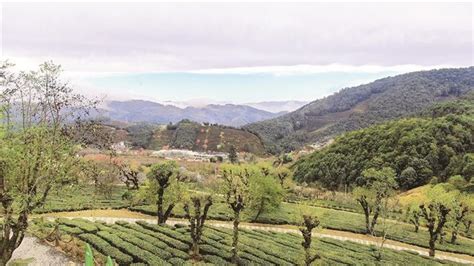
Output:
top-left (55, 218), bottom-right (459, 265)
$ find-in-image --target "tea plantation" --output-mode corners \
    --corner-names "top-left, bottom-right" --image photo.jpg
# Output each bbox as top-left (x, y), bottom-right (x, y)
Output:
top-left (55, 218), bottom-right (459, 265)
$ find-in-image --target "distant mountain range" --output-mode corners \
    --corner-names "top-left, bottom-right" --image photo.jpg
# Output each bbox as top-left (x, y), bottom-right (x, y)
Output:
top-left (157, 99), bottom-right (308, 113)
top-left (99, 100), bottom-right (292, 127)
top-left (243, 101), bottom-right (309, 113)
top-left (244, 67), bottom-right (474, 153)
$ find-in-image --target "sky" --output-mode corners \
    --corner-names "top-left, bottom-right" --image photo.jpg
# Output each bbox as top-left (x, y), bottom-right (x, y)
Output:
top-left (1, 2), bottom-right (473, 104)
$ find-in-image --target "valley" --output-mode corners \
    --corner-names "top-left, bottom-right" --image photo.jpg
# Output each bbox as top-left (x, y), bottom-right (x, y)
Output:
top-left (3, 65), bottom-right (470, 265)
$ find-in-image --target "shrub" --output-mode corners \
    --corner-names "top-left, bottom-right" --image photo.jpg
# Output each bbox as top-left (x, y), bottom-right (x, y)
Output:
top-left (58, 225), bottom-right (83, 235)
top-left (109, 225), bottom-right (173, 260)
top-left (57, 218), bottom-right (98, 233)
top-left (97, 231), bottom-right (170, 265)
top-left (78, 233), bottom-right (133, 265)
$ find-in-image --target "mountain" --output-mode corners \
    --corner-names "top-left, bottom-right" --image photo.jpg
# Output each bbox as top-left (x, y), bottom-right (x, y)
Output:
top-left (292, 97), bottom-right (474, 190)
top-left (100, 100), bottom-right (281, 127)
top-left (244, 101), bottom-right (309, 113)
top-left (244, 67), bottom-right (474, 153)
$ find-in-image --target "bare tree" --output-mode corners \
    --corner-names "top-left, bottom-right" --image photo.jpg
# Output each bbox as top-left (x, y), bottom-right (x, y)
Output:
top-left (299, 215), bottom-right (320, 266)
top-left (183, 196), bottom-right (213, 260)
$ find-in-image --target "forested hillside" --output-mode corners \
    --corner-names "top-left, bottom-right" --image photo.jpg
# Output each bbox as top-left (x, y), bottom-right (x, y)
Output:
top-left (150, 120), bottom-right (266, 154)
top-left (244, 67), bottom-right (474, 153)
top-left (293, 97), bottom-right (474, 190)
top-left (99, 120), bottom-right (266, 154)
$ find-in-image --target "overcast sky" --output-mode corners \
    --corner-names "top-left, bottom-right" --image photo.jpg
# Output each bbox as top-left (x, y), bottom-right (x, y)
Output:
top-left (1, 2), bottom-right (473, 103)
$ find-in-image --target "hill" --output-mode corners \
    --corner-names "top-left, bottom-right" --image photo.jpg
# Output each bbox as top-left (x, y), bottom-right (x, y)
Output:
top-left (244, 67), bottom-right (474, 153)
top-left (101, 100), bottom-right (281, 127)
top-left (149, 120), bottom-right (266, 154)
top-left (98, 120), bottom-right (266, 154)
top-left (292, 97), bottom-right (474, 190)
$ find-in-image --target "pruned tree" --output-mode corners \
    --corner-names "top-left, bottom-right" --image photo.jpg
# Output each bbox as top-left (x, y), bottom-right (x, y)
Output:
top-left (275, 167), bottom-right (291, 187)
top-left (247, 168), bottom-right (284, 222)
top-left (183, 196), bottom-right (213, 260)
top-left (82, 158), bottom-right (120, 199)
top-left (353, 167), bottom-right (397, 235)
top-left (450, 200), bottom-right (469, 244)
top-left (419, 202), bottom-right (451, 257)
top-left (147, 161), bottom-right (181, 224)
top-left (374, 198), bottom-right (399, 261)
top-left (464, 218), bottom-right (472, 236)
top-left (117, 162), bottom-right (141, 190)
top-left (221, 165), bottom-right (250, 263)
top-left (406, 206), bottom-right (421, 233)
top-left (0, 61), bottom-right (97, 264)
top-left (299, 215), bottom-right (320, 266)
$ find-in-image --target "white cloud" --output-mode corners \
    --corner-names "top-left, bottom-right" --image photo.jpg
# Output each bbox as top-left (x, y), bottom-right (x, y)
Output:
top-left (2, 2), bottom-right (472, 73)
top-left (188, 64), bottom-right (458, 76)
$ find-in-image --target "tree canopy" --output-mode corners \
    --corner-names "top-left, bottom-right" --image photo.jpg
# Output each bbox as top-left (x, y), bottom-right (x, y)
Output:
top-left (293, 99), bottom-right (474, 190)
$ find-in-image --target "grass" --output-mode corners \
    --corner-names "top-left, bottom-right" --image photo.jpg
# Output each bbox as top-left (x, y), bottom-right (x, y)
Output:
top-left (33, 185), bottom-right (129, 214)
top-left (52, 218), bottom-right (459, 265)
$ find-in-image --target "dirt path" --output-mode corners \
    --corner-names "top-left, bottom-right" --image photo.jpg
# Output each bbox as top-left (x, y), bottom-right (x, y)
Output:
top-left (9, 236), bottom-right (76, 266)
top-left (43, 210), bottom-right (474, 265)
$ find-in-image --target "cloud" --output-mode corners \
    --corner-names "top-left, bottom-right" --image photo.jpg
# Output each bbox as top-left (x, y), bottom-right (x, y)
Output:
top-left (2, 2), bottom-right (472, 73)
top-left (188, 64), bottom-right (458, 76)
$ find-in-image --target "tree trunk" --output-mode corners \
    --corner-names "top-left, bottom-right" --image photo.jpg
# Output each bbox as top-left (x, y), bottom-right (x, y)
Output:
top-left (439, 230), bottom-right (445, 244)
top-left (0, 247), bottom-right (14, 266)
top-left (253, 200), bottom-right (265, 222)
top-left (428, 238), bottom-right (436, 257)
top-left (465, 221), bottom-right (472, 234)
top-left (192, 242), bottom-right (200, 259)
top-left (358, 197), bottom-right (372, 234)
top-left (157, 186), bottom-right (164, 224)
top-left (232, 211), bottom-right (240, 263)
top-left (370, 207), bottom-right (380, 236)
top-left (450, 230), bottom-right (458, 244)
top-left (414, 224), bottom-right (419, 233)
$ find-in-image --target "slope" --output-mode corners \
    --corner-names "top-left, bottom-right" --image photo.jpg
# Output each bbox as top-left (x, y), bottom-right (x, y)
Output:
top-left (244, 67), bottom-right (474, 153)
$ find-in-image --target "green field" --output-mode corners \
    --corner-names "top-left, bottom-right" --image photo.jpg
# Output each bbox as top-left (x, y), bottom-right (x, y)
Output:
top-left (34, 185), bottom-right (474, 257)
top-left (53, 218), bottom-right (458, 265)
top-left (131, 200), bottom-right (474, 257)
top-left (33, 185), bottom-right (129, 214)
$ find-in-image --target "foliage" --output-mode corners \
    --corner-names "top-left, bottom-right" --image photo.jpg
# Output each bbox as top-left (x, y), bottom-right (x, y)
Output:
top-left (245, 67), bottom-right (474, 153)
top-left (220, 164), bottom-right (250, 263)
top-left (0, 61), bottom-right (97, 264)
top-left (246, 165), bottom-right (285, 221)
top-left (150, 120), bottom-right (266, 154)
top-left (419, 202), bottom-right (451, 257)
top-left (228, 145), bottom-right (238, 164)
top-left (353, 167), bottom-right (398, 234)
top-left (183, 195), bottom-right (213, 259)
top-left (294, 100), bottom-right (474, 190)
top-left (141, 160), bottom-right (185, 224)
top-left (299, 215), bottom-right (320, 265)
top-left (126, 123), bottom-right (157, 149)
